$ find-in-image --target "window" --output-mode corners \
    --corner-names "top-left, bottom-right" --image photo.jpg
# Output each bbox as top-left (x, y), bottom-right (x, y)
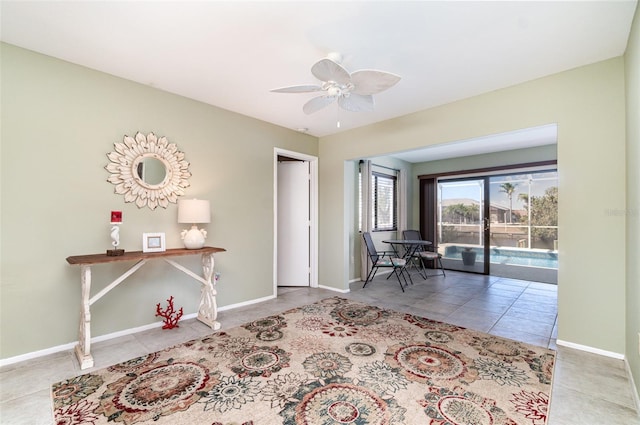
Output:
top-left (358, 164), bottom-right (399, 232)
top-left (372, 171), bottom-right (397, 231)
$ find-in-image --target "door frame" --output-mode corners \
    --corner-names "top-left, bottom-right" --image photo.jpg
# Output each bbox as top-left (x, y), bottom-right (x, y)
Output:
top-left (273, 148), bottom-right (318, 293)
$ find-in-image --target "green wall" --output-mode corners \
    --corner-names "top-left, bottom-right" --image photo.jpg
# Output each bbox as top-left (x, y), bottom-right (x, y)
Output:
top-left (319, 58), bottom-right (627, 357)
top-left (625, 3), bottom-right (640, 397)
top-left (0, 43), bottom-right (317, 358)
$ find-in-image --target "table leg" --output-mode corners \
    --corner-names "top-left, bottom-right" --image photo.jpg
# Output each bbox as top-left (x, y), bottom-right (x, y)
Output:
top-left (396, 242), bottom-right (417, 284)
top-left (413, 244), bottom-right (429, 279)
top-left (197, 252), bottom-right (221, 330)
top-left (75, 265), bottom-right (94, 369)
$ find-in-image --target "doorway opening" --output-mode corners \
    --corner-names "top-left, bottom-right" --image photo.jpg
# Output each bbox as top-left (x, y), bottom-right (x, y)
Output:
top-left (273, 148), bottom-right (318, 293)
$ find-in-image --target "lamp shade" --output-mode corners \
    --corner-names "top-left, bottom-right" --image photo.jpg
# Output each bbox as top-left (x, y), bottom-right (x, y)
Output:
top-left (178, 199), bottom-right (211, 224)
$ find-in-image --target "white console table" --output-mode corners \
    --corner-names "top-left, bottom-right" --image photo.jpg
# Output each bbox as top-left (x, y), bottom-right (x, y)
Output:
top-left (66, 246), bottom-right (225, 369)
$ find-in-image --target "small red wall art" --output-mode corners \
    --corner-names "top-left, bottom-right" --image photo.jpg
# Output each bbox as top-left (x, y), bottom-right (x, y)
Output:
top-left (110, 211), bottom-right (122, 224)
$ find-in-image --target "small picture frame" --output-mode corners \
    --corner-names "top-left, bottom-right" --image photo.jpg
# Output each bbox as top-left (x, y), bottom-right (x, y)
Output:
top-left (142, 232), bottom-right (166, 253)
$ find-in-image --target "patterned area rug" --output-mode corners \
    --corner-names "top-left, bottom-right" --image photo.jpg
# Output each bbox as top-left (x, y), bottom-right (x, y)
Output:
top-left (52, 297), bottom-right (555, 424)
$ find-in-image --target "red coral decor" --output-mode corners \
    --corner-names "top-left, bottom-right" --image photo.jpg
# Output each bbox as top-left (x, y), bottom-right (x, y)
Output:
top-left (156, 296), bottom-right (183, 329)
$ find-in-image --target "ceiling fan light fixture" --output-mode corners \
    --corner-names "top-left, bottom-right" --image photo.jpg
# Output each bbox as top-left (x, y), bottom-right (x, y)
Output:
top-left (271, 52), bottom-right (400, 115)
top-left (327, 86), bottom-right (341, 97)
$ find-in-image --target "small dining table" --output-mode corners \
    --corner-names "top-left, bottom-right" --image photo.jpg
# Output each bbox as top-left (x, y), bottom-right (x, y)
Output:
top-left (382, 239), bottom-right (432, 258)
top-left (383, 239), bottom-right (433, 279)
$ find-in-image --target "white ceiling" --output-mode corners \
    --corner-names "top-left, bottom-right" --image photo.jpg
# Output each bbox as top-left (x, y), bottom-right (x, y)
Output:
top-left (1, 1), bottom-right (637, 160)
top-left (390, 123), bottom-right (558, 163)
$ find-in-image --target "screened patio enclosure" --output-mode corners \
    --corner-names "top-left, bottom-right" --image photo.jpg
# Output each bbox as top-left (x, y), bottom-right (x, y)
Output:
top-left (435, 169), bottom-right (558, 283)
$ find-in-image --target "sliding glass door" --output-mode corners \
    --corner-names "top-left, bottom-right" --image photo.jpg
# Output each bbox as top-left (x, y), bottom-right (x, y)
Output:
top-left (428, 169), bottom-right (558, 281)
top-left (437, 178), bottom-right (489, 273)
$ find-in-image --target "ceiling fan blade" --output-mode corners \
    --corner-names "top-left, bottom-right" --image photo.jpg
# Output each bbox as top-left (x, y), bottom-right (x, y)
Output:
top-left (338, 94), bottom-right (374, 112)
top-left (303, 95), bottom-right (337, 114)
top-left (270, 85), bottom-right (323, 93)
top-left (350, 70), bottom-right (401, 95)
top-left (311, 58), bottom-right (351, 84)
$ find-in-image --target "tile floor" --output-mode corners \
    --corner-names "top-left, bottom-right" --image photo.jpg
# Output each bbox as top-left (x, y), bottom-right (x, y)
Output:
top-left (0, 271), bottom-right (638, 424)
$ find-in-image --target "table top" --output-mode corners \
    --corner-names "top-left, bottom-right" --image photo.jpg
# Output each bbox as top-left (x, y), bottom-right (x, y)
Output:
top-left (66, 246), bottom-right (226, 265)
top-left (383, 239), bottom-right (432, 245)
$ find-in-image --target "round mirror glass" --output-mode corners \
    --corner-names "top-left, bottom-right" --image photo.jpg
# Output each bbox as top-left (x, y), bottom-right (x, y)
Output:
top-left (136, 157), bottom-right (167, 186)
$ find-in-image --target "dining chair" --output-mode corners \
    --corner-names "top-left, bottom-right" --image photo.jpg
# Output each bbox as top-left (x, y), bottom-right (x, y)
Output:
top-left (402, 229), bottom-right (446, 278)
top-left (361, 232), bottom-right (411, 292)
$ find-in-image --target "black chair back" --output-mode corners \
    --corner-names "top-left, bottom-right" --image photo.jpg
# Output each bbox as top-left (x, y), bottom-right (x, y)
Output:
top-left (403, 229), bottom-right (422, 240)
top-left (362, 232), bottom-right (379, 263)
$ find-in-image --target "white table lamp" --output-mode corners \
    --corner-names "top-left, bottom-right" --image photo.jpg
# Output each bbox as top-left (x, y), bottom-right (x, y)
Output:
top-left (178, 199), bottom-right (210, 249)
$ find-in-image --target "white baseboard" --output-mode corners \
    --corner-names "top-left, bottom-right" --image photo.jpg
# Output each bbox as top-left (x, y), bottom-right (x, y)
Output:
top-left (218, 294), bottom-right (276, 311)
top-left (0, 341), bottom-right (75, 367)
top-left (624, 358), bottom-right (640, 415)
top-left (318, 284), bottom-right (350, 293)
top-left (351, 270), bottom-right (392, 284)
top-left (0, 295), bottom-right (281, 368)
top-left (0, 314), bottom-right (198, 368)
top-left (556, 339), bottom-right (625, 359)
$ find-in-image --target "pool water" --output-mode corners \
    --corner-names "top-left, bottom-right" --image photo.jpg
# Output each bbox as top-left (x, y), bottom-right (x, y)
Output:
top-left (443, 246), bottom-right (558, 269)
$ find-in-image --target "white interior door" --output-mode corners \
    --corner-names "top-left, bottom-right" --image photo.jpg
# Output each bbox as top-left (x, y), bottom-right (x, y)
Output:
top-left (277, 160), bottom-right (310, 286)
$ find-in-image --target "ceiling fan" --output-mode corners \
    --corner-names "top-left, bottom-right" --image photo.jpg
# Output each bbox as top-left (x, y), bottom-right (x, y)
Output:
top-left (271, 52), bottom-right (401, 115)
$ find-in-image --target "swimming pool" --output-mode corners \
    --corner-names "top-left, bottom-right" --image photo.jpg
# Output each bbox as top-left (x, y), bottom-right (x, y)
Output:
top-left (443, 245), bottom-right (558, 269)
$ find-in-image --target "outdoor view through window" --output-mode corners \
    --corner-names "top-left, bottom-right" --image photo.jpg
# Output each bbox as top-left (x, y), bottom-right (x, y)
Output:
top-left (437, 170), bottom-right (558, 281)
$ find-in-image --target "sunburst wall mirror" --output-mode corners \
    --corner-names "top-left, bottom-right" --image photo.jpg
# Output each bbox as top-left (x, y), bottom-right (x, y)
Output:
top-left (105, 132), bottom-right (191, 210)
